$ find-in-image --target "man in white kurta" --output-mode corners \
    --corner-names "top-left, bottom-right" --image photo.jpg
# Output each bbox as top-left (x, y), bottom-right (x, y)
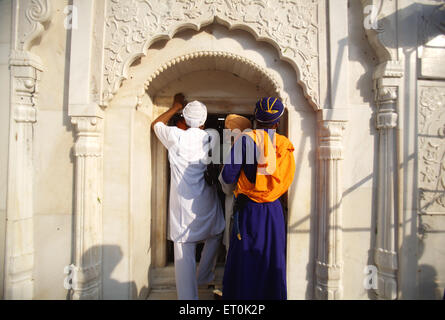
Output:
top-left (152, 95), bottom-right (225, 300)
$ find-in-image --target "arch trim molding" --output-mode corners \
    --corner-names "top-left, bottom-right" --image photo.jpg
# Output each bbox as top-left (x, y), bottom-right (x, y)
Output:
top-left (143, 50), bottom-right (288, 103)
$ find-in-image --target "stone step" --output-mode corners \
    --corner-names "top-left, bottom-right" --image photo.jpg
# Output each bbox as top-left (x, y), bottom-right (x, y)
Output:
top-left (151, 264), bottom-right (225, 287)
top-left (148, 264), bottom-right (224, 300)
top-left (147, 288), bottom-right (220, 300)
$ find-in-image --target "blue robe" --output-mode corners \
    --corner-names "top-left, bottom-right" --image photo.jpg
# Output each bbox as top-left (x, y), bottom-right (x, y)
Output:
top-left (221, 133), bottom-right (287, 300)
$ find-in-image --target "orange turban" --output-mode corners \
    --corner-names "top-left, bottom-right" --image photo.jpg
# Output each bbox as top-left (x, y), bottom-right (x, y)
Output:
top-left (225, 114), bottom-right (252, 132)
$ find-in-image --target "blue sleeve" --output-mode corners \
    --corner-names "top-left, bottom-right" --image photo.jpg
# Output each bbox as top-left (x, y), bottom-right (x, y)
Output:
top-left (221, 135), bottom-right (257, 185)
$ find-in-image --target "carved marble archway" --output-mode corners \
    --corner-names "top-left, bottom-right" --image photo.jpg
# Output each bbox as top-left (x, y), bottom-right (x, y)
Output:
top-left (66, 0), bottom-right (347, 300)
top-left (101, 0), bottom-right (322, 110)
top-left (65, 0), bottom-right (402, 301)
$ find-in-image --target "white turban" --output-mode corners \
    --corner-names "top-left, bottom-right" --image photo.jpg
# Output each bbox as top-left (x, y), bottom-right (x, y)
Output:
top-left (182, 100), bottom-right (207, 128)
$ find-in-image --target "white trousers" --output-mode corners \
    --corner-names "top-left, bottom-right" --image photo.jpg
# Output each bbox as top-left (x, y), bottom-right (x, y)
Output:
top-left (173, 233), bottom-right (222, 300)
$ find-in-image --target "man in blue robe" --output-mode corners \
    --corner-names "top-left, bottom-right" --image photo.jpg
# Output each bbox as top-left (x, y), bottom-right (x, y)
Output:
top-left (220, 97), bottom-right (295, 300)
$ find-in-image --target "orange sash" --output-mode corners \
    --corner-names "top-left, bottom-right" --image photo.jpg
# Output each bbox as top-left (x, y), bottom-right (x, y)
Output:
top-left (234, 130), bottom-right (295, 203)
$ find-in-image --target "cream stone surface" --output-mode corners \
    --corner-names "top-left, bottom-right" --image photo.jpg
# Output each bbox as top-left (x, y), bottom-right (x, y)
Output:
top-left (0, 0), bottom-right (12, 300)
top-left (22, 0), bottom-right (74, 300)
top-left (286, 109), bottom-right (316, 299)
top-left (1, 0), bottom-right (445, 300)
top-left (33, 214), bottom-right (72, 299)
top-left (341, 106), bottom-right (376, 299)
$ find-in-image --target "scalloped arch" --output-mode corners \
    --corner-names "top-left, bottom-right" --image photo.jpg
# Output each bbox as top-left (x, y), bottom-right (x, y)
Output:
top-left (143, 50), bottom-right (289, 104)
top-left (102, 0), bottom-right (321, 110)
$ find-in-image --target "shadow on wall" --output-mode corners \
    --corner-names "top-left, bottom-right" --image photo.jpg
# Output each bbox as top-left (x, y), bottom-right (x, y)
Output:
top-left (77, 245), bottom-right (149, 300)
top-left (102, 245), bottom-right (135, 299)
top-left (414, 240), bottom-right (440, 300)
top-left (415, 218), bottom-right (445, 300)
top-left (103, 244), bottom-right (151, 299)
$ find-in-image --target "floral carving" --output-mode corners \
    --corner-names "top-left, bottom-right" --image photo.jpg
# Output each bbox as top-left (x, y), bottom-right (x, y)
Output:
top-left (19, 0), bottom-right (51, 51)
top-left (102, 0), bottom-right (320, 108)
top-left (418, 86), bottom-right (445, 214)
top-left (111, 0), bottom-right (138, 22)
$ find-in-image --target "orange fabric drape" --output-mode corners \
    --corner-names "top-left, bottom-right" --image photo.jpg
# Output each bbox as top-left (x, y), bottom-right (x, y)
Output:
top-left (234, 130), bottom-right (295, 203)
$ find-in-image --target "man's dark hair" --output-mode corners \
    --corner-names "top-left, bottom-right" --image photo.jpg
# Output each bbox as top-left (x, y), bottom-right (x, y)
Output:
top-left (256, 121), bottom-right (279, 129)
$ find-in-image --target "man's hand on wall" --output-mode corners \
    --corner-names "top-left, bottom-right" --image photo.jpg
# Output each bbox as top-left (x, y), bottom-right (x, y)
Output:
top-left (151, 93), bottom-right (187, 130)
top-left (173, 93), bottom-right (187, 109)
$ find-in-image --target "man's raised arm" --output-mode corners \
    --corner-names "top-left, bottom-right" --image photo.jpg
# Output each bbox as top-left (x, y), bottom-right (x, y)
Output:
top-left (151, 93), bottom-right (186, 130)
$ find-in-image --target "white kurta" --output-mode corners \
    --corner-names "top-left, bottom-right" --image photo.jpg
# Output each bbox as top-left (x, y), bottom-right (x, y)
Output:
top-left (153, 122), bottom-right (225, 243)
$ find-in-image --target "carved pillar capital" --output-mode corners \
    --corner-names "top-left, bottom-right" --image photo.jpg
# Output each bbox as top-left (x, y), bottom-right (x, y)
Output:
top-left (376, 86), bottom-right (397, 105)
top-left (71, 116), bottom-right (103, 157)
top-left (375, 86), bottom-right (398, 130)
top-left (373, 61), bottom-right (403, 130)
top-left (71, 115), bottom-right (102, 130)
top-left (318, 120), bottom-right (347, 138)
top-left (317, 120), bottom-right (346, 160)
top-left (376, 113), bottom-right (398, 130)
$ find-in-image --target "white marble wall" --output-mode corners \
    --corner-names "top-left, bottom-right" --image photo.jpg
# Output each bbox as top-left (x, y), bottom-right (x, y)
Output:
top-left (2, 0), bottom-right (444, 300)
top-left (398, 0), bottom-right (420, 299)
top-left (29, 0), bottom-right (73, 299)
top-left (102, 103), bottom-right (152, 299)
top-left (0, 0), bottom-right (12, 300)
top-left (341, 0), bottom-right (379, 299)
top-left (396, 0), bottom-right (445, 299)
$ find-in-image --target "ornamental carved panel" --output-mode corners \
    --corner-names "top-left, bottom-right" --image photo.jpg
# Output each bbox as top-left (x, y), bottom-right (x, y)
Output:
top-left (103, 0), bottom-right (320, 108)
top-left (418, 84), bottom-right (445, 214)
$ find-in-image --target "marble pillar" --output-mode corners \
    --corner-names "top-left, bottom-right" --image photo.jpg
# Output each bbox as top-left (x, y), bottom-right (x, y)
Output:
top-left (315, 118), bottom-right (346, 299)
top-left (70, 116), bottom-right (103, 300)
top-left (373, 63), bottom-right (403, 300)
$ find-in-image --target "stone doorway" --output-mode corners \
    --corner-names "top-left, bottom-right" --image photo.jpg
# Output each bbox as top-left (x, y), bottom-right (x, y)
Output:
top-left (149, 66), bottom-right (274, 268)
top-left (149, 88), bottom-right (290, 299)
top-left (100, 22), bottom-right (317, 299)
